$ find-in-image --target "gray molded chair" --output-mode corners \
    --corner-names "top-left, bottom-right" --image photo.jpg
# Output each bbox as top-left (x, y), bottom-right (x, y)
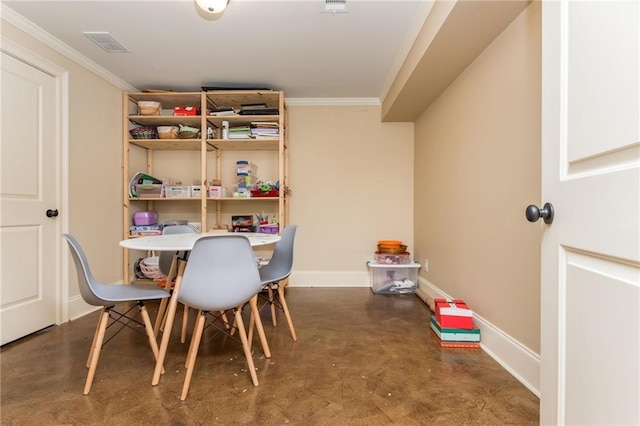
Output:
top-left (155, 224), bottom-right (196, 338)
top-left (250, 225), bottom-right (298, 342)
top-left (177, 234), bottom-right (271, 400)
top-left (61, 234), bottom-right (170, 395)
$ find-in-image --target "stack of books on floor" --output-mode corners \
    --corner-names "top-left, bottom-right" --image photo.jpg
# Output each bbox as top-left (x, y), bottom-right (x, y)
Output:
top-left (431, 298), bottom-right (480, 348)
top-left (430, 315), bottom-right (480, 348)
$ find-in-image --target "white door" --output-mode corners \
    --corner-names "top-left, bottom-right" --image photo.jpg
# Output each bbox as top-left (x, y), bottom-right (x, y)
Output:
top-left (540, 1), bottom-right (639, 425)
top-left (0, 51), bottom-right (59, 345)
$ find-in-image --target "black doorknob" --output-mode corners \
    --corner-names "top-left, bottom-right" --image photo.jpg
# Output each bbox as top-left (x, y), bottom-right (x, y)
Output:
top-left (525, 203), bottom-right (554, 224)
top-left (46, 209), bottom-right (59, 218)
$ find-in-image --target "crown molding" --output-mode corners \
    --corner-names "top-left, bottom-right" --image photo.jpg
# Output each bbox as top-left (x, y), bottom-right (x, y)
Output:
top-left (285, 97), bottom-right (381, 106)
top-left (1, 4), bottom-right (137, 92)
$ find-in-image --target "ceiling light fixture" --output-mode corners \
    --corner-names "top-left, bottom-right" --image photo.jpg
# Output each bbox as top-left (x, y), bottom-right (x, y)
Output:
top-left (195, 0), bottom-right (229, 15)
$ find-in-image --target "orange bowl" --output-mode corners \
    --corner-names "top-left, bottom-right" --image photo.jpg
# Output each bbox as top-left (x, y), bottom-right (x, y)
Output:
top-left (377, 245), bottom-right (408, 254)
top-left (377, 240), bottom-right (402, 248)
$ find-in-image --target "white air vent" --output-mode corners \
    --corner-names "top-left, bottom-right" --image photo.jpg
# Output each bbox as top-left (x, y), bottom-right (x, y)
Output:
top-left (323, 0), bottom-right (347, 13)
top-left (83, 32), bottom-right (129, 53)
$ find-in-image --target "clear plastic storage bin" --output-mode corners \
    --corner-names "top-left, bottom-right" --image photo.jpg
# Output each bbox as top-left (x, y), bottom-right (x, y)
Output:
top-left (367, 261), bottom-right (420, 294)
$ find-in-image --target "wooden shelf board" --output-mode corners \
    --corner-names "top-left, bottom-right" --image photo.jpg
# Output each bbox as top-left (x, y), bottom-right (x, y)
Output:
top-left (210, 139), bottom-right (279, 150)
top-left (129, 139), bottom-right (215, 150)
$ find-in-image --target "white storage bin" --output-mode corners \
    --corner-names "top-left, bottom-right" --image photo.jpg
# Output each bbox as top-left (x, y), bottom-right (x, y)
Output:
top-left (164, 185), bottom-right (191, 198)
top-left (367, 261), bottom-right (420, 294)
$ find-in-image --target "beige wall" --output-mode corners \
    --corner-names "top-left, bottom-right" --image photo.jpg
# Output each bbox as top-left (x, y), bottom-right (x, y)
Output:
top-left (413, 3), bottom-right (542, 352)
top-left (1, 21), bottom-right (124, 303)
top-left (287, 105), bottom-right (414, 277)
top-left (136, 104), bottom-right (415, 282)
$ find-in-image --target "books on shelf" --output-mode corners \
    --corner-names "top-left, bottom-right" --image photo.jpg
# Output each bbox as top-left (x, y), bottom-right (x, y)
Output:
top-left (239, 104), bottom-right (279, 116)
top-left (250, 122), bottom-right (278, 128)
top-left (129, 225), bottom-right (162, 236)
top-left (430, 315), bottom-right (480, 342)
top-left (227, 125), bottom-right (252, 140)
top-left (209, 108), bottom-right (237, 116)
top-left (249, 121), bottom-right (279, 139)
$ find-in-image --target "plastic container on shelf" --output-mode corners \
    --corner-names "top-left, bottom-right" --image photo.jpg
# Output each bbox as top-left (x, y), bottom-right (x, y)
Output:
top-left (133, 211), bottom-right (158, 226)
top-left (374, 252), bottom-right (411, 265)
top-left (135, 184), bottom-right (163, 198)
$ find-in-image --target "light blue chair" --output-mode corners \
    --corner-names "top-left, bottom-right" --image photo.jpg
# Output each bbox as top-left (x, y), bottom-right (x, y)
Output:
top-left (176, 234), bottom-right (271, 400)
top-left (155, 224), bottom-right (196, 338)
top-left (250, 225), bottom-right (298, 342)
top-left (62, 234), bottom-right (170, 394)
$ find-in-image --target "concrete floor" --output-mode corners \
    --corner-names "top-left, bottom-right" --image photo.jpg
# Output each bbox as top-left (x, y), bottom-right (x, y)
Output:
top-left (0, 287), bottom-right (538, 425)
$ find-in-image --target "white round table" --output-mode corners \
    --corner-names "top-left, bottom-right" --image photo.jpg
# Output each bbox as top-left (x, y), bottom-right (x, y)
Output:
top-left (120, 232), bottom-right (280, 251)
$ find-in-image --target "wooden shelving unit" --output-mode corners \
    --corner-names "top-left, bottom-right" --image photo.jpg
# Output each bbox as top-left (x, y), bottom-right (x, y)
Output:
top-left (122, 90), bottom-right (288, 283)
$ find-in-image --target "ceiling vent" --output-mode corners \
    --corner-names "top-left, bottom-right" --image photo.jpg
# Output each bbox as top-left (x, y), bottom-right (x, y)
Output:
top-left (83, 32), bottom-right (129, 53)
top-left (322, 0), bottom-right (347, 14)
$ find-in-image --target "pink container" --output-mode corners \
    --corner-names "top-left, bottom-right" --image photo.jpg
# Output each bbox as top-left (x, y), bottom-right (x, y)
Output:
top-left (133, 211), bottom-right (158, 226)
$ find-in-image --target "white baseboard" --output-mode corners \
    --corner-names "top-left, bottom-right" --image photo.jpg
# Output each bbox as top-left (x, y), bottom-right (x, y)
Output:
top-left (418, 277), bottom-right (541, 397)
top-left (288, 270), bottom-right (370, 287)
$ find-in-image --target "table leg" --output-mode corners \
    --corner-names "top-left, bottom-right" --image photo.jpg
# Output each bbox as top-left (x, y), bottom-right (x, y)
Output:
top-left (152, 259), bottom-right (185, 386)
top-left (154, 253), bottom-right (179, 336)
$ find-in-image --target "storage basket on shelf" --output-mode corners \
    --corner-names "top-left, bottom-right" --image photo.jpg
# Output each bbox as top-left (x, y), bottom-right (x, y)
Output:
top-left (130, 126), bottom-right (159, 139)
top-left (157, 126), bottom-right (178, 139)
top-left (178, 124), bottom-right (200, 139)
top-left (251, 189), bottom-right (279, 197)
top-left (137, 101), bottom-right (161, 116)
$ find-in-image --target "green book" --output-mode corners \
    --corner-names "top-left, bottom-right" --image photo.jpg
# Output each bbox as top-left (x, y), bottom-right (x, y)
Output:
top-left (430, 315), bottom-right (480, 342)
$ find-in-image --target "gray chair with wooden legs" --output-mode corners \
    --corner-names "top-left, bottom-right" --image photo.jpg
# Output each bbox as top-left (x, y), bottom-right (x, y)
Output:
top-left (61, 234), bottom-right (170, 395)
top-left (155, 224), bottom-right (196, 340)
top-left (249, 224), bottom-right (298, 342)
top-left (177, 234), bottom-right (271, 400)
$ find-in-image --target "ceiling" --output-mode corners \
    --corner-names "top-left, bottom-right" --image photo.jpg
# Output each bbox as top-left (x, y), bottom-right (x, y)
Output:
top-left (2, 0), bottom-right (434, 101)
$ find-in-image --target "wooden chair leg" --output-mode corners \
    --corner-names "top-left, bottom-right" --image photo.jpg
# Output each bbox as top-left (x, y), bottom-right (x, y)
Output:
top-left (154, 298), bottom-right (169, 337)
top-left (86, 309), bottom-right (104, 368)
top-left (247, 310), bottom-right (255, 348)
top-left (267, 286), bottom-right (277, 326)
top-left (185, 310), bottom-right (202, 368)
top-left (84, 309), bottom-right (109, 395)
top-left (180, 304), bottom-right (190, 344)
top-left (234, 307), bottom-right (259, 387)
top-left (229, 310), bottom-right (238, 336)
top-left (277, 284), bottom-right (297, 341)
top-left (249, 296), bottom-right (271, 358)
top-left (155, 254), bottom-right (179, 336)
top-left (139, 303), bottom-right (164, 374)
top-left (181, 311), bottom-right (206, 401)
top-left (153, 261), bottom-right (186, 386)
